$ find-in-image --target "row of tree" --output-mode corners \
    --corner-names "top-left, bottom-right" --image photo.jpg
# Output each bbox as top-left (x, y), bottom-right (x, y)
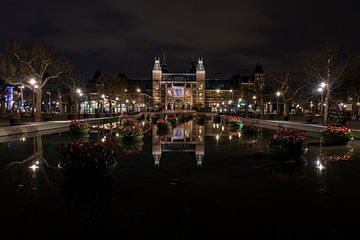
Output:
top-left (0, 42), bottom-right (130, 121)
top-left (255, 47), bottom-right (359, 123)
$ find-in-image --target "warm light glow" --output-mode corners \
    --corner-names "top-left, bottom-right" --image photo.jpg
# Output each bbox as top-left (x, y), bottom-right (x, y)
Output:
top-left (137, 88), bottom-right (141, 93)
top-left (228, 100), bottom-right (232, 104)
top-left (320, 82), bottom-right (326, 88)
top-left (125, 89), bottom-right (128, 92)
top-left (216, 134), bottom-right (219, 140)
top-left (252, 95), bottom-right (256, 100)
top-left (29, 164), bottom-right (39, 172)
top-left (230, 89), bottom-right (233, 93)
top-left (126, 99), bottom-right (129, 103)
top-left (76, 88), bottom-right (81, 94)
top-left (29, 78), bottom-right (36, 85)
top-left (216, 89), bottom-right (220, 93)
top-left (276, 91), bottom-right (281, 97)
top-left (317, 87), bottom-right (323, 92)
top-left (101, 94), bottom-right (105, 98)
top-left (115, 97), bottom-right (119, 101)
top-left (248, 104), bottom-right (252, 108)
top-left (229, 135), bottom-right (232, 140)
top-left (132, 100), bottom-right (135, 104)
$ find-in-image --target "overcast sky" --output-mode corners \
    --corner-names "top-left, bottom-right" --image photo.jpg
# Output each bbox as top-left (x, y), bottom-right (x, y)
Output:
top-left (1, 0), bottom-right (359, 79)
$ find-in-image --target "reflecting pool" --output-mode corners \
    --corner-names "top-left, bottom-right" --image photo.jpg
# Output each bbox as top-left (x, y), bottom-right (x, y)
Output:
top-left (1, 119), bottom-right (360, 237)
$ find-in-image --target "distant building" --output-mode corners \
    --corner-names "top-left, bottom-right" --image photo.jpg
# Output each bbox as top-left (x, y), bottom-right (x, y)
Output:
top-left (151, 57), bottom-right (266, 112)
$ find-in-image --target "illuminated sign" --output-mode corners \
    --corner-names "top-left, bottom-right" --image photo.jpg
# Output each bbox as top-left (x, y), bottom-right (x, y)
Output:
top-left (172, 127), bottom-right (184, 139)
top-left (173, 87), bottom-right (184, 97)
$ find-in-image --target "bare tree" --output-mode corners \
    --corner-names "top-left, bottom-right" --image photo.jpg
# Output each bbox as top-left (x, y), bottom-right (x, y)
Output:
top-left (306, 47), bottom-right (349, 123)
top-left (6, 42), bottom-right (71, 121)
top-left (97, 74), bottom-right (128, 114)
top-left (0, 54), bottom-right (17, 118)
top-left (273, 72), bottom-right (310, 116)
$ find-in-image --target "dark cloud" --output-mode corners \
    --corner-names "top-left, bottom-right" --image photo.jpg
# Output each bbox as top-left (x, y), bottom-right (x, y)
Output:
top-left (1, 0), bottom-right (360, 78)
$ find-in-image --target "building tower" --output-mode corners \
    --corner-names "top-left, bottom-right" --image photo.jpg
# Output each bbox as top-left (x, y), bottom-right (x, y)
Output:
top-left (254, 65), bottom-right (265, 89)
top-left (152, 57), bottom-right (162, 109)
top-left (196, 58), bottom-right (205, 106)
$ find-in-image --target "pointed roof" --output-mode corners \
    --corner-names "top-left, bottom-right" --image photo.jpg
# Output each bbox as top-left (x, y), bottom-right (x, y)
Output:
top-left (254, 65), bottom-right (264, 74)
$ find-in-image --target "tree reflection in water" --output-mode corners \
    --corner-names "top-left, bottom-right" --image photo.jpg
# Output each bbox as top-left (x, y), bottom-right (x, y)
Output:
top-left (0, 136), bottom-right (56, 192)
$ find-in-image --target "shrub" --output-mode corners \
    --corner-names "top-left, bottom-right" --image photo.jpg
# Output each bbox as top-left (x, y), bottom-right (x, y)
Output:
top-left (281, 115), bottom-right (290, 121)
top-left (304, 114), bottom-right (313, 123)
top-left (70, 120), bottom-right (89, 133)
top-left (83, 112), bottom-right (90, 118)
top-left (43, 112), bottom-right (53, 121)
top-left (8, 112), bottom-right (20, 120)
top-left (67, 113), bottom-right (75, 120)
top-left (269, 128), bottom-right (306, 160)
top-left (241, 120), bottom-right (258, 135)
top-left (321, 126), bottom-right (353, 146)
top-left (120, 117), bottom-right (136, 127)
top-left (336, 115), bottom-right (347, 125)
top-left (118, 125), bottom-right (143, 139)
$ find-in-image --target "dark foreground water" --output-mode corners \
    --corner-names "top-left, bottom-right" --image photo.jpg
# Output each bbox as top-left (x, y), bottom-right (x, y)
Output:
top-left (0, 120), bottom-right (360, 238)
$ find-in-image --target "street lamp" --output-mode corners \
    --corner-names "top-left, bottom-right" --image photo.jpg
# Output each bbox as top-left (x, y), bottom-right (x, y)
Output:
top-left (318, 87), bottom-right (324, 124)
top-left (28, 78), bottom-right (37, 122)
top-left (276, 91), bottom-right (281, 117)
top-left (76, 88), bottom-right (82, 118)
top-left (126, 99), bottom-right (129, 113)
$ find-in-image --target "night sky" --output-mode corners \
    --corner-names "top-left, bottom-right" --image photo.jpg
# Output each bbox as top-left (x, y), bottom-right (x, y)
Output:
top-left (1, 0), bottom-right (359, 79)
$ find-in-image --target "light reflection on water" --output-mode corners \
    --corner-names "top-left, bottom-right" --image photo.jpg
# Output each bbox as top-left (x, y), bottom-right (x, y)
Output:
top-left (0, 118), bottom-right (360, 226)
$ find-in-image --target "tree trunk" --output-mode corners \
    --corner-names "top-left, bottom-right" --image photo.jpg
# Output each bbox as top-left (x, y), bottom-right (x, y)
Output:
top-left (35, 90), bottom-right (42, 122)
top-left (324, 90), bottom-right (330, 124)
top-left (282, 96), bottom-right (288, 116)
top-left (109, 98), bottom-right (112, 115)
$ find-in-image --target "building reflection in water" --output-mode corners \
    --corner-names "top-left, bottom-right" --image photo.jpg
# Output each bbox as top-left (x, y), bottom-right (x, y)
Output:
top-left (152, 120), bottom-right (205, 168)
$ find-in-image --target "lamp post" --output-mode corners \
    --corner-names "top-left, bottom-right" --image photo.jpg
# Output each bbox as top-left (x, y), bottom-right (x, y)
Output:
top-left (276, 91), bottom-right (281, 117)
top-left (20, 85), bottom-right (24, 112)
top-left (76, 88), bottom-right (82, 119)
top-left (29, 78), bottom-right (37, 122)
top-left (126, 99), bottom-right (129, 113)
top-left (318, 87), bottom-right (324, 124)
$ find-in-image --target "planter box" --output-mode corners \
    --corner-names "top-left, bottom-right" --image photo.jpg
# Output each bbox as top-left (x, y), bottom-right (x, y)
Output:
top-left (322, 137), bottom-right (350, 147)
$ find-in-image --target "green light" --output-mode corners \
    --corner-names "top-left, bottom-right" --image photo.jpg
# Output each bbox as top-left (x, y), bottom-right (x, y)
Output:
top-left (240, 123), bottom-right (244, 129)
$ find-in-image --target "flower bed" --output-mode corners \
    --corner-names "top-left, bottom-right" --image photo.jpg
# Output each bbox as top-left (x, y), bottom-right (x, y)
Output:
top-left (120, 117), bottom-right (136, 127)
top-left (225, 116), bottom-right (242, 130)
top-left (70, 120), bottom-right (89, 134)
top-left (58, 140), bottom-right (117, 177)
top-left (157, 118), bottom-right (171, 135)
top-left (241, 120), bottom-right (257, 135)
top-left (118, 140), bottom-right (144, 155)
top-left (118, 125), bottom-right (143, 140)
top-left (321, 126), bottom-right (353, 146)
top-left (269, 128), bottom-right (306, 160)
top-left (320, 145), bottom-right (353, 161)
